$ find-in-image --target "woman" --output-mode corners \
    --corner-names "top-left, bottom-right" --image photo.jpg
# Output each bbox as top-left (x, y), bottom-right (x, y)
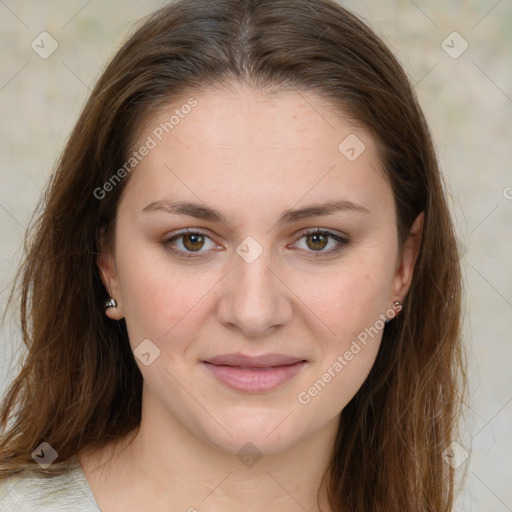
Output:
top-left (0, 0), bottom-right (466, 510)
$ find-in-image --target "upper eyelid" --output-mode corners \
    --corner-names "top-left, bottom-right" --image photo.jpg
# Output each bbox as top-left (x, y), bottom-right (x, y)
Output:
top-left (166, 228), bottom-right (220, 244)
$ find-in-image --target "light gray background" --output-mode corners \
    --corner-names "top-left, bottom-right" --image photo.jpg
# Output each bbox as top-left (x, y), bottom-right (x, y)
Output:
top-left (0, 1), bottom-right (511, 510)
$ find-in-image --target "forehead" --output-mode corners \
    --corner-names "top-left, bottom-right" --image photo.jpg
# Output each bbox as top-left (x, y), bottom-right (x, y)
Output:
top-left (139, 82), bottom-right (363, 152)
top-left (122, 83), bottom-right (393, 224)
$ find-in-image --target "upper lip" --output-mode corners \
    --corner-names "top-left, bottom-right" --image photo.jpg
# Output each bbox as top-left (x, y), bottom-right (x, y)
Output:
top-left (203, 353), bottom-right (306, 368)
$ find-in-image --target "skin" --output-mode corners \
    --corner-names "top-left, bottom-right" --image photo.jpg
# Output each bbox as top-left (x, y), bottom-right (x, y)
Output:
top-left (78, 82), bottom-right (423, 512)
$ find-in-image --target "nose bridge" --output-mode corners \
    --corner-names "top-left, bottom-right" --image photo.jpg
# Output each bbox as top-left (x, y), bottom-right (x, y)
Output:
top-left (237, 250), bottom-right (275, 303)
top-left (217, 237), bottom-right (292, 335)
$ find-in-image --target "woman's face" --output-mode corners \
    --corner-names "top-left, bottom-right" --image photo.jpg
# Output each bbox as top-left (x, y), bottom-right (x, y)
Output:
top-left (100, 82), bottom-right (422, 455)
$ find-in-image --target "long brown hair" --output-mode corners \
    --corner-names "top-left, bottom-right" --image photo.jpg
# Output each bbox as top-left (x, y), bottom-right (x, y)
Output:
top-left (0, 1), bottom-right (467, 510)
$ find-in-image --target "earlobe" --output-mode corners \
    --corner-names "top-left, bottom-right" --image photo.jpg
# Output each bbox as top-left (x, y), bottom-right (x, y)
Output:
top-left (97, 233), bottom-right (124, 319)
top-left (392, 211), bottom-right (424, 302)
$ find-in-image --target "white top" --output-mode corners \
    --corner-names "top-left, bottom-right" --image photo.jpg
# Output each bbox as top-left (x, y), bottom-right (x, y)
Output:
top-left (0, 456), bottom-right (100, 511)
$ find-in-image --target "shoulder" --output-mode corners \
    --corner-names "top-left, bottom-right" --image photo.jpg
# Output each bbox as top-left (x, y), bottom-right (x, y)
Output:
top-left (0, 457), bottom-right (100, 512)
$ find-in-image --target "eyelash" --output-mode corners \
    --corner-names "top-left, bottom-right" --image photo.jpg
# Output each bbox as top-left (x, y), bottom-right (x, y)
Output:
top-left (163, 228), bottom-right (350, 259)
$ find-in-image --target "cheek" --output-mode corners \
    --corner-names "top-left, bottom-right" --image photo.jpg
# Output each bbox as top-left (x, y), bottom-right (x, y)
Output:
top-left (313, 338), bottom-right (382, 416)
top-left (295, 274), bottom-right (387, 416)
top-left (291, 255), bottom-right (394, 340)
top-left (290, 253), bottom-right (393, 408)
top-left (115, 240), bottom-right (216, 346)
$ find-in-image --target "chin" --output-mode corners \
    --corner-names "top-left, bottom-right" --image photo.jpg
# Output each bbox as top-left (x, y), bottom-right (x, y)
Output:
top-left (208, 429), bottom-right (301, 458)
top-left (193, 406), bottom-right (309, 457)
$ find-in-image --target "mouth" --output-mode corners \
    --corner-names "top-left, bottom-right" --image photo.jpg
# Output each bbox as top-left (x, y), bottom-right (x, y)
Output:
top-left (202, 353), bottom-right (308, 393)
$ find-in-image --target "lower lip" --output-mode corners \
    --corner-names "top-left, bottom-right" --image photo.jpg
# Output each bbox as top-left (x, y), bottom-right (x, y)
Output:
top-left (202, 361), bottom-right (307, 392)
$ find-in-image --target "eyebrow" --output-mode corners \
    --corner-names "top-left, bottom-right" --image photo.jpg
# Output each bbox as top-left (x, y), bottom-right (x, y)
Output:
top-left (142, 200), bottom-right (370, 225)
top-left (142, 199), bottom-right (370, 224)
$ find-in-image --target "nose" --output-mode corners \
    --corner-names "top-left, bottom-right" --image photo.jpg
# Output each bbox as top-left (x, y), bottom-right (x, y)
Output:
top-left (216, 245), bottom-right (293, 337)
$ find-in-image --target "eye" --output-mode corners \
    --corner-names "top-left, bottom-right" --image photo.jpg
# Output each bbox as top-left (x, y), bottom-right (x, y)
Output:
top-left (163, 229), bottom-right (221, 258)
top-left (291, 229), bottom-right (349, 257)
top-left (163, 228), bottom-right (350, 260)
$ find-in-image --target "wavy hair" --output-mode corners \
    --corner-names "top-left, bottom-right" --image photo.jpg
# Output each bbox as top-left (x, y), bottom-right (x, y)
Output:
top-left (0, 1), bottom-right (467, 510)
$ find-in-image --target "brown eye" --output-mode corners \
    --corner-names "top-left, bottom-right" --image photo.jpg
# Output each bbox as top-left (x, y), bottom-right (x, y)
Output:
top-left (291, 229), bottom-right (350, 257)
top-left (164, 230), bottom-right (222, 259)
top-left (182, 233), bottom-right (205, 251)
top-left (305, 232), bottom-right (329, 251)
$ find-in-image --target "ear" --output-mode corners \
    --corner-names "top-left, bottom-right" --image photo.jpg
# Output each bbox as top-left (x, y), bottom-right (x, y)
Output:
top-left (391, 211), bottom-right (424, 303)
top-left (97, 230), bottom-right (125, 320)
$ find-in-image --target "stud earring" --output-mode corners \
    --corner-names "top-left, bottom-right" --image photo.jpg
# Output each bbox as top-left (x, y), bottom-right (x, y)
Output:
top-left (103, 297), bottom-right (118, 311)
top-left (393, 300), bottom-right (403, 317)
top-left (386, 300), bottom-right (403, 323)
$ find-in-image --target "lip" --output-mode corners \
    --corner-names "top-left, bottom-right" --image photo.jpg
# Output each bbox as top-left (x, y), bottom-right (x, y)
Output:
top-left (202, 353), bottom-right (307, 393)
